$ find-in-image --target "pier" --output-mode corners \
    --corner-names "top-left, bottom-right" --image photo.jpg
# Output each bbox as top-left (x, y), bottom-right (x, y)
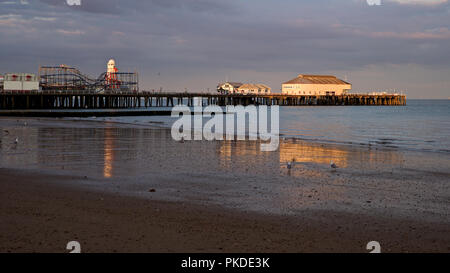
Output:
top-left (0, 91), bottom-right (406, 111)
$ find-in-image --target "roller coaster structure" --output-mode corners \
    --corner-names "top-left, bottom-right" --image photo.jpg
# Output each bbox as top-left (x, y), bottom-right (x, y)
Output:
top-left (39, 65), bottom-right (138, 92)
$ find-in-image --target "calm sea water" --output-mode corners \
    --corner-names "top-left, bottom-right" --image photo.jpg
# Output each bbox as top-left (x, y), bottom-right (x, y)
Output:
top-left (80, 99), bottom-right (450, 153)
top-left (279, 100), bottom-right (450, 153)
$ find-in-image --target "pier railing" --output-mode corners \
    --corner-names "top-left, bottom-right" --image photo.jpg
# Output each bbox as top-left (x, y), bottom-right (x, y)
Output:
top-left (0, 91), bottom-right (406, 110)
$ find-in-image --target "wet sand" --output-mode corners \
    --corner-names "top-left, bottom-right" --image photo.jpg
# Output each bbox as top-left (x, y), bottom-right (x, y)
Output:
top-left (1, 117), bottom-right (450, 252)
top-left (1, 168), bottom-right (450, 253)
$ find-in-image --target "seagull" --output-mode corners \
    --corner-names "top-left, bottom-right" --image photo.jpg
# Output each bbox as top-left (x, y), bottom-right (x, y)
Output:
top-left (330, 161), bottom-right (337, 168)
top-left (287, 162), bottom-right (292, 170)
top-left (14, 137), bottom-right (19, 145)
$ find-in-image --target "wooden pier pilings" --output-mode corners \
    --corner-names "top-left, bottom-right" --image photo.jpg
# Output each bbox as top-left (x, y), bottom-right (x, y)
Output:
top-left (0, 91), bottom-right (406, 110)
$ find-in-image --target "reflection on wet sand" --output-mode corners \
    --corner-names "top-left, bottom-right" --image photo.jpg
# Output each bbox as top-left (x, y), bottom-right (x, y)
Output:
top-left (218, 140), bottom-right (274, 171)
top-left (217, 138), bottom-right (405, 176)
top-left (280, 140), bottom-right (349, 168)
top-left (103, 127), bottom-right (115, 178)
top-left (1, 124), bottom-right (406, 181)
top-left (0, 126), bottom-right (151, 178)
top-left (218, 138), bottom-right (410, 211)
top-left (216, 139), bottom-right (410, 212)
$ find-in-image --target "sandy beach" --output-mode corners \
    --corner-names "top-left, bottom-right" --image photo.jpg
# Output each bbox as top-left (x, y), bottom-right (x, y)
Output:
top-left (2, 0), bottom-right (449, 257)
top-left (2, 168), bottom-right (450, 253)
top-left (1, 117), bottom-right (450, 253)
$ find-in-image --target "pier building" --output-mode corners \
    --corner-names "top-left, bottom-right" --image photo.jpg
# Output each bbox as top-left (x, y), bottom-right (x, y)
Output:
top-left (282, 75), bottom-right (352, 96)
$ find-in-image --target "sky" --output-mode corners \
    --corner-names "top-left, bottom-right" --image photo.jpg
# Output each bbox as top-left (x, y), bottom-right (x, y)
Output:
top-left (0, 0), bottom-right (449, 98)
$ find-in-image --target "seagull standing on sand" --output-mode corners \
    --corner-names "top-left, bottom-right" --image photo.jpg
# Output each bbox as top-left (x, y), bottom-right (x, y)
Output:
top-left (330, 161), bottom-right (338, 169)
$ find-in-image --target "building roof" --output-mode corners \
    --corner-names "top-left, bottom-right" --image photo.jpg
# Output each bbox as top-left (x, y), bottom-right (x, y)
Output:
top-left (218, 82), bottom-right (243, 88)
top-left (238, 83), bottom-right (256, 90)
top-left (255, 84), bottom-right (271, 89)
top-left (238, 83), bottom-right (271, 90)
top-left (283, 75), bottom-right (350, 85)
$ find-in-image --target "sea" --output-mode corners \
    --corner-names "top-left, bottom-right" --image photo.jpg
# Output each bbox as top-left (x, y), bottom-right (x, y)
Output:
top-left (87, 99), bottom-right (450, 154)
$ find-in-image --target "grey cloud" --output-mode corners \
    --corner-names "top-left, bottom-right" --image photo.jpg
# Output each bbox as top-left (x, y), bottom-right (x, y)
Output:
top-left (36, 0), bottom-right (235, 15)
top-left (0, 0), bottom-right (448, 97)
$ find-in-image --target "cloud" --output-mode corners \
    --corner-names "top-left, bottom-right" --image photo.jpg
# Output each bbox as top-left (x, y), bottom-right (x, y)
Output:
top-left (0, 14), bottom-right (56, 29)
top-left (0, 14), bottom-right (25, 26)
top-left (33, 16), bottom-right (57, 21)
top-left (369, 28), bottom-right (450, 40)
top-left (0, 0), bottom-right (29, 5)
top-left (388, 0), bottom-right (448, 5)
top-left (56, 29), bottom-right (84, 35)
top-left (343, 26), bottom-right (450, 40)
top-left (36, 0), bottom-right (235, 15)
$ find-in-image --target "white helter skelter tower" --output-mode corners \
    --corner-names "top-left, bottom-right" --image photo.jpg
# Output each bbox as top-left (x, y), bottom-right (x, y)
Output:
top-left (106, 59), bottom-right (119, 89)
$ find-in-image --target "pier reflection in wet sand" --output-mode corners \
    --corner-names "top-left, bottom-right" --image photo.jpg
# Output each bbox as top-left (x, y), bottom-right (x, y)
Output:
top-left (0, 124), bottom-right (411, 183)
top-left (216, 139), bottom-right (411, 212)
top-left (217, 138), bottom-right (405, 176)
top-left (103, 127), bottom-right (115, 178)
